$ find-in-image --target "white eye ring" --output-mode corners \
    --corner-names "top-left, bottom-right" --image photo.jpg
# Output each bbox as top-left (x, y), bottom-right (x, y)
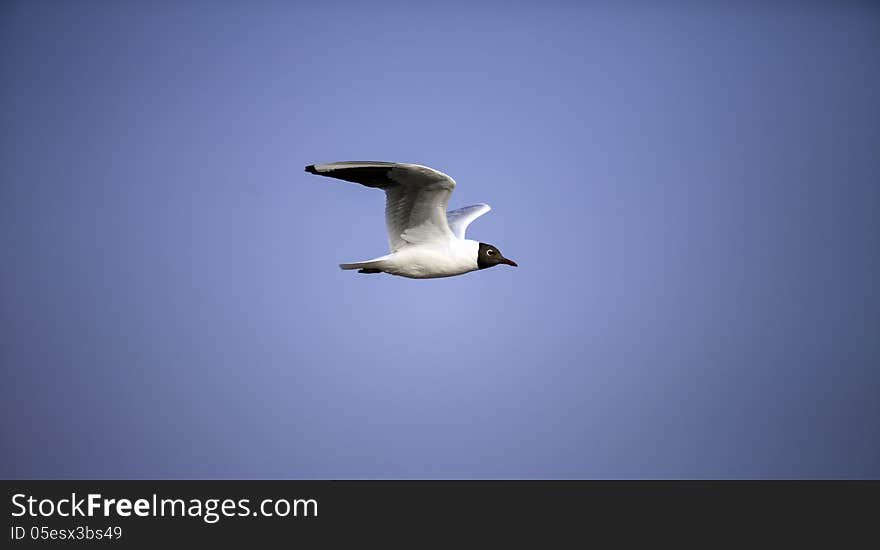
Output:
top-left (487, 249), bottom-right (495, 256)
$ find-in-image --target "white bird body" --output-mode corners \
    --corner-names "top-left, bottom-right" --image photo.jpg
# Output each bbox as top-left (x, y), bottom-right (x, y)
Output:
top-left (346, 239), bottom-right (481, 279)
top-left (305, 161), bottom-right (516, 279)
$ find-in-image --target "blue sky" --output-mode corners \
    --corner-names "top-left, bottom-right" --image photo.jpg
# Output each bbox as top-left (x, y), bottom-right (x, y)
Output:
top-left (1, 1), bottom-right (878, 478)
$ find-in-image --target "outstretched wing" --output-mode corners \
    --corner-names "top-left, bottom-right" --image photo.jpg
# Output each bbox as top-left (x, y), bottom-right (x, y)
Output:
top-left (306, 161), bottom-right (456, 252)
top-left (446, 204), bottom-right (491, 239)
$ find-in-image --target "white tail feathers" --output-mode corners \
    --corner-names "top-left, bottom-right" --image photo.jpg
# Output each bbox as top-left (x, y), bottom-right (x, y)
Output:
top-left (338, 254), bottom-right (392, 271)
top-left (339, 262), bottom-right (372, 270)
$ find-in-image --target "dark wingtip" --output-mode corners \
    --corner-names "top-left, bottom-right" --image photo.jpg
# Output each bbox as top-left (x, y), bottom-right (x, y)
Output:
top-left (305, 164), bottom-right (318, 174)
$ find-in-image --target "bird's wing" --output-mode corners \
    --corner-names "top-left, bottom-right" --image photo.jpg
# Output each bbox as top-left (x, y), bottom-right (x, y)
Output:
top-left (446, 203), bottom-right (491, 239)
top-left (306, 161), bottom-right (456, 251)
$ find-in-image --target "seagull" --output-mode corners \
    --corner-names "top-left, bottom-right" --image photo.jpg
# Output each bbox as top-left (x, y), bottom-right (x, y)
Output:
top-left (305, 161), bottom-right (517, 279)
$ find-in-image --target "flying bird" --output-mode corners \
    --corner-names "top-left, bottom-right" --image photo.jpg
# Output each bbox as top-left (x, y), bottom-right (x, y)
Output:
top-left (305, 161), bottom-right (517, 279)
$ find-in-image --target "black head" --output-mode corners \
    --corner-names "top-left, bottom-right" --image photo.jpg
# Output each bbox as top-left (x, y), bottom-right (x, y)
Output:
top-left (477, 242), bottom-right (518, 270)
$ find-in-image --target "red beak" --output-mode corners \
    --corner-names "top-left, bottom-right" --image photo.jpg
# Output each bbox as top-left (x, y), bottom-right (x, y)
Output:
top-left (502, 258), bottom-right (518, 267)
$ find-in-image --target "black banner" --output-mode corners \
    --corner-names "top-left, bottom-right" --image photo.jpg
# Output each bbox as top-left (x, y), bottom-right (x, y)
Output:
top-left (2, 481), bottom-right (877, 545)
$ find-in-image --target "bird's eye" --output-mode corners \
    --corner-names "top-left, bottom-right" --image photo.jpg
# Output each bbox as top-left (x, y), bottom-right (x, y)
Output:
top-left (487, 249), bottom-right (495, 256)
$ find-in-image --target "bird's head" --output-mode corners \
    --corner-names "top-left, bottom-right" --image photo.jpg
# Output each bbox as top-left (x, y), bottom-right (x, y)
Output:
top-left (477, 242), bottom-right (517, 269)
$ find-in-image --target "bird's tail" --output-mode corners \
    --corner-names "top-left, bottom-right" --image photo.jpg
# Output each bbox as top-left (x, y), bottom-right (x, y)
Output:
top-left (339, 261), bottom-right (375, 270)
top-left (339, 254), bottom-right (392, 272)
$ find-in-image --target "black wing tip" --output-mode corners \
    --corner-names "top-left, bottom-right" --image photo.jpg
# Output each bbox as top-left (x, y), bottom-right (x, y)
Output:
top-left (304, 164), bottom-right (318, 174)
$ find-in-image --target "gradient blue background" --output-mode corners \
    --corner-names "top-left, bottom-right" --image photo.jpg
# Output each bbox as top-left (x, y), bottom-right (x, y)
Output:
top-left (2, 1), bottom-right (878, 478)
